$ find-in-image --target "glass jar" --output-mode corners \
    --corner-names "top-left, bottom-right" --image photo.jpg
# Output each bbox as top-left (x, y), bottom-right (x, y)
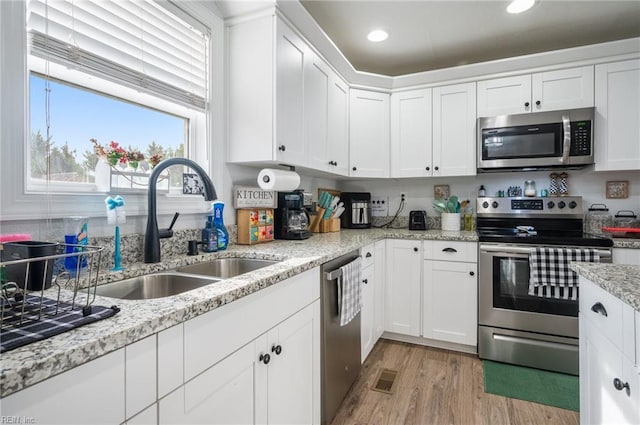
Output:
top-left (524, 180), bottom-right (536, 197)
top-left (584, 204), bottom-right (613, 235)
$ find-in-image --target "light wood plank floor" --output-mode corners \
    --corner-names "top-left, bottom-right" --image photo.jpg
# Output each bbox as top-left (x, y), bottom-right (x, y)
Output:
top-left (331, 339), bottom-right (580, 425)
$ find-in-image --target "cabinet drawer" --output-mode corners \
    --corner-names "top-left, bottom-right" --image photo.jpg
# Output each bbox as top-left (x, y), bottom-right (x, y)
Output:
top-left (579, 277), bottom-right (635, 359)
top-left (424, 240), bottom-right (478, 262)
top-left (360, 243), bottom-right (375, 269)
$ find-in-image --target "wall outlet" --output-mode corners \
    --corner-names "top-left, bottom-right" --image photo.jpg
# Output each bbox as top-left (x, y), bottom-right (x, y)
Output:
top-left (371, 196), bottom-right (389, 216)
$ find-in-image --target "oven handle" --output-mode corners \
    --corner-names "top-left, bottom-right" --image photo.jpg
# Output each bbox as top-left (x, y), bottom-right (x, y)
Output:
top-left (479, 244), bottom-right (612, 259)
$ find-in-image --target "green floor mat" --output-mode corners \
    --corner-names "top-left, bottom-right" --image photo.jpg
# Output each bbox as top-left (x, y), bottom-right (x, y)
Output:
top-left (483, 360), bottom-right (579, 411)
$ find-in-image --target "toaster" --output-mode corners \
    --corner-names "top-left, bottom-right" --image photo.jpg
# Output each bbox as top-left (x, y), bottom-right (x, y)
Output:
top-left (409, 210), bottom-right (427, 230)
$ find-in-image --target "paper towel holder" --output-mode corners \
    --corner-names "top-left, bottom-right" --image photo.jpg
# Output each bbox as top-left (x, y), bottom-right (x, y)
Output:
top-left (259, 164), bottom-right (297, 189)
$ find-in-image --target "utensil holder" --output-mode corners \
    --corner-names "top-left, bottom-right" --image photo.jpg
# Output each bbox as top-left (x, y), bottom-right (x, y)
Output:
top-left (441, 213), bottom-right (461, 231)
top-left (319, 218), bottom-right (341, 233)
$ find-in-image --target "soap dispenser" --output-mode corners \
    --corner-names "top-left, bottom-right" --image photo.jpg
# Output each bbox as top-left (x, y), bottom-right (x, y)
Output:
top-left (201, 215), bottom-right (218, 253)
top-left (212, 201), bottom-right (229, 250)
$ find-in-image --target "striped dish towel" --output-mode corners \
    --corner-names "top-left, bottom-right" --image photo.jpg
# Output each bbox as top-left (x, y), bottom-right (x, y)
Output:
top-left (528, 247), bottom-right (600, 300)
top-left (338, 257), bottom-right (362, 326)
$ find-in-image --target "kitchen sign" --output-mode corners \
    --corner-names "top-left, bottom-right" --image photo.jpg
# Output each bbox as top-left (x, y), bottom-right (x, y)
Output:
top-left (234, 186), bottom-right (277, 209)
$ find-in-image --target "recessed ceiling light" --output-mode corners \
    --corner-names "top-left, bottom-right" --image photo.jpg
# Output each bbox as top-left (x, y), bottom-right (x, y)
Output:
top-left (507, 0), bottom-right (535, 14)
top-left (367, 30), bottom-right (388, 42)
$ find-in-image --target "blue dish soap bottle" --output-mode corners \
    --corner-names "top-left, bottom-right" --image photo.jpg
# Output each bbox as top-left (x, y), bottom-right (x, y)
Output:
top-left (201, 214), bottom-right (218, 253)
top-left (212, 201), bottom-right (229, 250)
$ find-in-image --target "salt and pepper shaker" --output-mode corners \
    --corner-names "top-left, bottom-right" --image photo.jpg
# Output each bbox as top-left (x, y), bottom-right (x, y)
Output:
top-left (549, 173), bottom-right (559, 196)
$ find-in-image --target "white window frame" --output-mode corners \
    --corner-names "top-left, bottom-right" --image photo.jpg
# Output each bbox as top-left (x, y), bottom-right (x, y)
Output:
top-left (0, 0), bottom-right (225, 222)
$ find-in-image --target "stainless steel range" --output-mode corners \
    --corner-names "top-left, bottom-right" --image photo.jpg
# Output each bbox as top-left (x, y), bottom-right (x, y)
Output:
top-left (476, 196), bottom-right (613, 375)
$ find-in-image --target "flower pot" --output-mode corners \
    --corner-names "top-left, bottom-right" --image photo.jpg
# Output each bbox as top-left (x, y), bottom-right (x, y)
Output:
top-left (441, 212), bottom-right (461, 231)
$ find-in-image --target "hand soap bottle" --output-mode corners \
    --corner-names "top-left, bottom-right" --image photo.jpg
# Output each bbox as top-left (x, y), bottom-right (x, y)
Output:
top-left (201, 215), bottom-right (218, 252)
top-left (212, 201), bottom-right (229, 250)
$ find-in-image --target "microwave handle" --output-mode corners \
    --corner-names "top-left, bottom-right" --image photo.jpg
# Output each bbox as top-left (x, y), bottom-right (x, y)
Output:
top-left (561, 114), bottom-right (571, 164)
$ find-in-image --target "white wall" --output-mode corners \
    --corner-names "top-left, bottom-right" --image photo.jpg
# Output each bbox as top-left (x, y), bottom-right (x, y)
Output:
top-left (339, 168), bottom-right (640, 219)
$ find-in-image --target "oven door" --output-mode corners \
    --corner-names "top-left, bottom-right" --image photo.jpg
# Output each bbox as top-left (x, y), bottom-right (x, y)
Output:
top-left (479, 243), bottom-right (583, 338)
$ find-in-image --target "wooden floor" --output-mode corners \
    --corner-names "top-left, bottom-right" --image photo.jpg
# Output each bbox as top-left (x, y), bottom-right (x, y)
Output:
top-left (331, 339), bottom-right (580, 425)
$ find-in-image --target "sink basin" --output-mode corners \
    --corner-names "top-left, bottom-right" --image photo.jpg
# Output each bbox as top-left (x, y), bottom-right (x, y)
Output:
top-left (94, 273), bottom-right (221, 300)
top-left (175, 257), bottom-right (280, 278)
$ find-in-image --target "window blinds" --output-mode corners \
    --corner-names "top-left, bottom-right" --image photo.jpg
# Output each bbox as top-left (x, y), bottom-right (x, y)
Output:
top-left (27, 0), bottom-right (209, 110)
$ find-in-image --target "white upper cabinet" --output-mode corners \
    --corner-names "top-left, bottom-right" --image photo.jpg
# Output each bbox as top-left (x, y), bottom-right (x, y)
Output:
top-left (228, 15), bottom-right (306, 165)
top-left (304, 47), bottom-right (350, 176)
top-left (594, 59), bottom-right (640, 171)
top-left (477, 65), bottom-right (594, 117)
top-left (390, 89), bottom-right (433, 177)
top-left (349, 89), bottom-right (390, 177)
top-left (432, 82), bottom-right (477, 176)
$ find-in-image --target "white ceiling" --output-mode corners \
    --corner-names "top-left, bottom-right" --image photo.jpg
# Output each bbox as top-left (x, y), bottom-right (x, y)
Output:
top-left (298, 0), bottom-right (640, 76)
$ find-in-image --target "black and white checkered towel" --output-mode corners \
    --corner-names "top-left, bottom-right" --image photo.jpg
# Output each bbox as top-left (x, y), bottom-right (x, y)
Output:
top-left (1, 295), bottom-right (119, 353)
top-left (528, 247), bottom-right (600, 300)
top-left (337, 257), bottom-right (362, 326)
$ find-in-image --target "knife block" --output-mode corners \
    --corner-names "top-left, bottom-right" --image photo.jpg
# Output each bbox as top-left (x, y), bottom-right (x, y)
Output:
top-left (310, 208), bottom-right (340, 233)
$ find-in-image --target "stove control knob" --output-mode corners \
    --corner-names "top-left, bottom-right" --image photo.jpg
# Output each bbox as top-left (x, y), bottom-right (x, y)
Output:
top-left (547, 201), bottom-right (555, 209)
top-left (568, 201), bottom-right (577, 209)
top-left (558, 201), bottom-right (566, 209)
top-left (482, 201), bottom-right (489, 209)
top-left (491, 201), bottom-right (499, 209)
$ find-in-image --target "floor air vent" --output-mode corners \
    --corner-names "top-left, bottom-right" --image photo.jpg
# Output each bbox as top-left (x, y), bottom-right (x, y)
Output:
top-left (371, 368), bottom-right (398, 394)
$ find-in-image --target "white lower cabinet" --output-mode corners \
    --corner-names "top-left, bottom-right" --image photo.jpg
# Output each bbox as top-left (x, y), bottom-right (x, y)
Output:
top-left (160, 301), bottom-right (320, 425)
top-left (614, 248), bottom-right (640, 265)
top-left (361, 240), bottom-right (386, 363)
top-left (360, 260), bottom-right (375, 362)
top-left (385, 239), bottom-right (422, 336)
top-left (579, 277), bottom-right (640, 425)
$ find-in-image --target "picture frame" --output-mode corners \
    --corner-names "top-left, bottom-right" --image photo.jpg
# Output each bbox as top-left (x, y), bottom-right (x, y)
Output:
top-left (606, 180), bottom-right (629, 199)
top-left (182, 173), bottom-right (204, 195)
top-left (434, 184), bottom-right (450, 200)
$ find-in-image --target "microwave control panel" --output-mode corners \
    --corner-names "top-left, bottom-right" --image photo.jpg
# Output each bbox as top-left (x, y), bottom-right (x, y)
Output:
top-left (569, 120), bottom-right (592, 156)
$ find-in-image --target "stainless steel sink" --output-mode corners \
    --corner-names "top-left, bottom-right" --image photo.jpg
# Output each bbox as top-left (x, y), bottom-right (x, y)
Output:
top-left (175, 257), bottom-right (280, 278)
top-left (94, 272), bottom-right (221, 300)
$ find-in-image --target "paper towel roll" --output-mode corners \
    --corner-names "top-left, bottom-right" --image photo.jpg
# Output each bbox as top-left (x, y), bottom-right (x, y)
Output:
top-left (257, 168), bottom-right (301, 191)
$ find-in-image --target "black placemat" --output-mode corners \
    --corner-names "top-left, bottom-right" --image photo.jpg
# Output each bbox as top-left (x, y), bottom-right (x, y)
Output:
top-left (0, 295), bottom-right (119, 353)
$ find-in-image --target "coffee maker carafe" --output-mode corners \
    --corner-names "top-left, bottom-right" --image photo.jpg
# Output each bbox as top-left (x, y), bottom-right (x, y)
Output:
top-left (274, 191), bottom-right (311, 240)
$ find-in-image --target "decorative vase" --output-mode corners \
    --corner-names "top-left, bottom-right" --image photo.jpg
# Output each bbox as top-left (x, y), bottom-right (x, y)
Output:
top-left (441, 212), bottom-right (461, 231)
top-left (94, 158), bottom-right (111, 192)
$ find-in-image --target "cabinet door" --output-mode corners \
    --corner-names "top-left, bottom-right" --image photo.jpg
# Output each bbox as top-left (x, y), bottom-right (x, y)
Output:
top-left (360, 264), bottom-right (375, 362)
top-left (580, 315), bottom-right (640, 425)
top-left (373, 240), bottom-right (386, 340)
top-left (432, 82), bottom-right (477, 176)
top-left (265, 301), bottom-right (321, 425)
top-left (390, 89), bottom-right (433, 177)
top-left (304, 49), bottom-right (330, 171)
top-left (595, 60), bottom-right (640, 171)
top-left (423, 260), bottom-right (477, 346)
top-left (385, 240), bottom-right (422, 336)
top-left (532, 65), bottom-right (594, 112)
top-left (614, 248), bottom-right (640, 265)
top-left (477, 74), bottom-right (531, 117)
top-left (275, 20), bottom-right (305, 164)
top-left (160, 339), bottom-right (259, 425)
top-left (349, 89), bottom-right (390, 177)
top-left (327, 73), bottom-right (350, 176)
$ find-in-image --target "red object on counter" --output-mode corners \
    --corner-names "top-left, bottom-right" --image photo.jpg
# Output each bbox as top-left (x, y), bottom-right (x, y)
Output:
top-left (602, 227), bottom-right (640, 233)
top-left (0, 233), bottom-right (32, 243)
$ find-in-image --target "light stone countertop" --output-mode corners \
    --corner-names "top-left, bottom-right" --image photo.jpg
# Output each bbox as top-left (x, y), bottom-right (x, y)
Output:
top-left (571, 262), bottom-right (640, 311)
top-left (611, 238), bottom-right (640, 249)
top-left (0, 228), bottom-right (477, 398)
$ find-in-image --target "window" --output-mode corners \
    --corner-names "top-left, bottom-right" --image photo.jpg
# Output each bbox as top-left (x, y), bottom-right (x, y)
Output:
top-left (26, 0), bottom-right (209, 193)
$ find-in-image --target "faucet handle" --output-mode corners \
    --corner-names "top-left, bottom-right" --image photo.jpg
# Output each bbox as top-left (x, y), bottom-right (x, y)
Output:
top-left (187, 240), bottom-right (200, 256)
top-left (159, 212), bottom-right (179, 239)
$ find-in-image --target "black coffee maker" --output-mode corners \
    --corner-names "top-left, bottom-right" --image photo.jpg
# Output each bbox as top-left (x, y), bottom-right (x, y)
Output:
top-left (274, 191), bottom-right (311, 240)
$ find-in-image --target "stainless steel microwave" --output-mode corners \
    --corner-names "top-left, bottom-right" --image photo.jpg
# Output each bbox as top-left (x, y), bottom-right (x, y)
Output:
top-left (477, 107), bottom-right (595, 172)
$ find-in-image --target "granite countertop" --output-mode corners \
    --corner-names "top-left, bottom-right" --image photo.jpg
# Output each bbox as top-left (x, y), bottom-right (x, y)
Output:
top-left (0, 228), bottom-right (476, 397)
top-left (611, 238), bottom-right (640, 249)
top-left (571, 262), bottom-right (640, 311)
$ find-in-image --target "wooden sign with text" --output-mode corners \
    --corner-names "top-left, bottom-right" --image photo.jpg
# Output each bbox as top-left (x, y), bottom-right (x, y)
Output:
top-left (234, 186), bottom-right (277, 209)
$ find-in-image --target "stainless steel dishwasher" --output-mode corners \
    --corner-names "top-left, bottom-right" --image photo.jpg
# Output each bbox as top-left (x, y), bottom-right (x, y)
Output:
top-left (321, 251), bottom-right (362, 425)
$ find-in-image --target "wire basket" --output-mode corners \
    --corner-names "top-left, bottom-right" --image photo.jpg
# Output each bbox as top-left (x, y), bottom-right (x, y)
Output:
top-left (0, 243), bottom-right (104, 329)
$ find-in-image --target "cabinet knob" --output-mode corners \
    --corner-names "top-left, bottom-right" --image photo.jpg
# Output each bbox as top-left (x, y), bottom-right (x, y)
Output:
top-left (535, 100), bottom-right (541, 106)
top-left (259, 353), bottom-right (271, 364)
top-left (426, 166), bottom-right (430, 171)
top-left (613, 378), bottom-right (630, 393)
top-left (271, 345), bottom-right (282, 355)
top-left (366, 252), bottom-right (372, 258)
top-left (278, 145), bottom-right (286, 152)
top-left (591, 302), bottom-right (608, 317)
top-left (413, 247), bottom-right (418, 252)
top-left (352, 166), bottom-right (357, 171)
top-left (362, 278), bottom-right (368, 284)
top-left (334, 161), bottom-right (338, 166)
top-left (434, 166), bottom-right (439, 171)
top-left (524, 101), bottom-right (530, 107)
top-left (469, 271), bottom-right (475, 276)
